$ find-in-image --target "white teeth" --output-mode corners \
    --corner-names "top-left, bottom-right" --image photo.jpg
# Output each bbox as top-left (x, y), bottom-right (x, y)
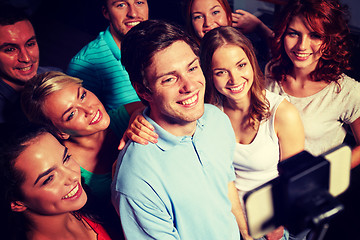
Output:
top-left (91, 110), bottom-right (100, 124)
top-left (229, 82), bottom-right (245, 92)
top-left (63, 184), bottom-right (79, 199)
top-left (295, 53), bottom-right (310, 57)
top-left (180, 94), bottom-right (197, 105)
top-left (126, 22), bottom-right (140, 26)
top-left (19, 66), bottom-right (31, 71)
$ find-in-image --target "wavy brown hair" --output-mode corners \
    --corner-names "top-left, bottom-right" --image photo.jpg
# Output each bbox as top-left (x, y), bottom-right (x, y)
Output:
top-left (200, 26), bottom-right (270, 129)
top-left (268, 0), bottom-right (351, 84)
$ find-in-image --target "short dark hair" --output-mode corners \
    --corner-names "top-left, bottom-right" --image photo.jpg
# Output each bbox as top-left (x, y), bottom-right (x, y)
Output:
top-left (121, 19), bottom-right (200, 106)
top-left (0, 3), bottom-right (30, 26)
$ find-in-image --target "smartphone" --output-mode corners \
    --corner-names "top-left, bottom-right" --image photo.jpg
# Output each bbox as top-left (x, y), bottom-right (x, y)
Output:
top-left (243, 144), bottom-right (351, 239)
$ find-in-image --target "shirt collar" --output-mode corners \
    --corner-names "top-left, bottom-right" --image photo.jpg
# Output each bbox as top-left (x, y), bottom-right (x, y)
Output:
top-left (104, 26), bottom-right (121, 61)
top-left (143, 107), bottom-right (205, 151)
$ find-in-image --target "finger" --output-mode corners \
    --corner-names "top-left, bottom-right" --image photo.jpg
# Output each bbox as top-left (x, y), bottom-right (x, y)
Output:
top-left (137, 115), bottom-right (155, 131)
top-left (118, 137), bottom-right (127, 150)
top-left (235, 9), bottom-right (246, 15)
top-left (127, 132), bottom-right (151, 145)
top-left (133, 121), bottom-right (159, 139)
top-left (131, 127), bottom-right (158, 143)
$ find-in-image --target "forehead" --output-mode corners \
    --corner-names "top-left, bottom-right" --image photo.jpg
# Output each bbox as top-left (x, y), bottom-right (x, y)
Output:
top-left (212, 44), bottom-right (247, 63)
top-left (145, 41), bottom-right (196, 80)
top-left (192, 0), bottom-right (222, 11)
top-left (15, 133), bottom-right (63, 180)
top-left (43, 84), bottom-right (79, 116)
top-left (0, 20), bottom-right (35, 44)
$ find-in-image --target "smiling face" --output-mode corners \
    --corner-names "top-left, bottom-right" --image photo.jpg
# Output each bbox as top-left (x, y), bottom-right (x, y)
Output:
top-left (191, 0), bottom-right (228, 39)
top-left (0, 20), bottom-right (39, 90)
top-left (211, 44), bottom-right (254, 102)
top-left (42, 84), bottom-right (110, 137)
top-left (143, 40), bottom-right (205, 135)
top-left (284, 15), bottom-right (324, 73)
top-left (13, 132), bottom-right (87, 215)
top-left (103, 0), bottom-right (149, 43)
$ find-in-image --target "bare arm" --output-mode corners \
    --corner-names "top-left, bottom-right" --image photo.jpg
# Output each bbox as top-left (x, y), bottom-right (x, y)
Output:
top-left (228, 181), bottom-right (253, 240)
top-left (350, 117), bottom-right (360, 168)
top-left (232, 9), bottom-right (274, 44)
top-left (274, 99), bottom-right (305, 161)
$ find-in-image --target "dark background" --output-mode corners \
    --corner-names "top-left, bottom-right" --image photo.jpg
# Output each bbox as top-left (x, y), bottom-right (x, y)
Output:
top-left (2, 0), bottom-right (360, 239)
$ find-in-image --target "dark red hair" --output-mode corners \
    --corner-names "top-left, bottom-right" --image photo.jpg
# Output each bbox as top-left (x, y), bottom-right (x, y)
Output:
top-left (268, 0), bottom-right (351, 83)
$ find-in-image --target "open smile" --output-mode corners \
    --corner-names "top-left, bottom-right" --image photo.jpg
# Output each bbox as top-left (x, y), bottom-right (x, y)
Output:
top-left (228, 82), bottom-right (245, 93)
top-left (62, 183), bottom-right (82, 200)
top-left (178, 92), bottom-right (199, 107)
top-left (90, 110), bottom-right (102, 125)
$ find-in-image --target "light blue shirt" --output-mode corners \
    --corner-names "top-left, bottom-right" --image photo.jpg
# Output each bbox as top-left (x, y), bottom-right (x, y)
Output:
top-left (67, 27), bottom-right (140, 110)
top-left (111, 104), bottom-right (240, 240)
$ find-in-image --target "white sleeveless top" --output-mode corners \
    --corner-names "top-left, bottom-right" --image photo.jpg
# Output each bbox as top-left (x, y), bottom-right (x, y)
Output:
top-left (229, 90), bottom-right (285, 200)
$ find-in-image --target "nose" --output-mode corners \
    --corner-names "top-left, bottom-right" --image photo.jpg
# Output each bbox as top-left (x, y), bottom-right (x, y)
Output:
top-left (127, 5), bottom-right (137, 18)
top-left (203, 15), bottom-right (214, 27)
top-left (228, 72), bottom-right (236, 84)
top-left (63, 166), bottom-right (79, 186)
top-left (78, 103), bottom-right (95, 117)
top-left (297, 35), bottom-right (309, 51)
top-left (18, 48), bottom-right (31, 63)
top-left (180, 76), bottom-right (197, 94)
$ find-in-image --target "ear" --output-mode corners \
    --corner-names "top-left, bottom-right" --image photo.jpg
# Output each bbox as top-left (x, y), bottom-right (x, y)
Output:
top-left (133, 83), bottom-right (152, 103)
top-left (10, 201), bottom-right (27, 212)
top-left (57, 131), bottom-right (70, 140)
top-left (102, 5), bottom-right (110, 20)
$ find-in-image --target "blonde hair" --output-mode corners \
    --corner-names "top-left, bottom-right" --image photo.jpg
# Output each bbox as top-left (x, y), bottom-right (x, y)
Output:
top-left (21, 71), bottom-right (83, 135)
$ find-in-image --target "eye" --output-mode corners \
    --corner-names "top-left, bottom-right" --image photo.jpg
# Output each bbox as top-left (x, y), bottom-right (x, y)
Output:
top-left (287, 31), bottom-right (299, 37)
top-left (3, 47), bottom-right (16, 53)
top-left (136, 1), bottom-right (145, 5)
top-left (42, 175), bottom-right (54, 186)
top-left (66, 111), bottom-right (75, 121)
top-left (80, 90), bottom-right (87, 100)
top-left (162, 77), bottom-right (176, 84)
top-left (63, 154), bottom-right (72, 164)
top-left (189, 66), bottom-right (198, 72)
top-left (214, 70), bottom-right (226, 77)
top-left (193, 14), bottom-right (203, 21)
top-left (212, 10), bottom-right (220, 16)
top-left (26, 40), bottom-right (37, 48)
top-left (238, 62), bottom-right (247, 68)
top-left (116, 2), bottom-right (126, 8)
top-left (310, 33), bottom-right (322, 40)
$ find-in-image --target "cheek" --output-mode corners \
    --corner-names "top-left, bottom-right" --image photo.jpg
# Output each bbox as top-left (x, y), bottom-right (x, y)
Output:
top-left (193, 21), bottom-right (203, 36)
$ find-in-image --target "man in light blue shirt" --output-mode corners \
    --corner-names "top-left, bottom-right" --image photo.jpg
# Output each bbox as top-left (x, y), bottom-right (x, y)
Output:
top-left (111, 20), bottom-right (246, 240)
top-left (67, 0), bottom-right (149, 110)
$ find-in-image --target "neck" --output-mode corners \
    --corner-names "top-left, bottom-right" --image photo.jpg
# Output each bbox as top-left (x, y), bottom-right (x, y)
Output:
top-left (1, 78), bottom-right (24, 92)
top-left (26, 212), bottom-right (78, 239)
top-left (64, 130), bottom-right (107, 149)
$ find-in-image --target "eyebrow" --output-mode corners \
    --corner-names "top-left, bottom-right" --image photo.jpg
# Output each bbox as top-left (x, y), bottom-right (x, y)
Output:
top-left (33, 147), bottom-right (68, 186)
top-left (213, 57), bottom-right (246, 70)
top-left (61, 87), bottom-right (81, 120)
top-left (192, 5), bottom-right (222, 15)
top-left (0, 36), bottom-right (37, 50)
top-left (156, 57), bottom-right (199, 79)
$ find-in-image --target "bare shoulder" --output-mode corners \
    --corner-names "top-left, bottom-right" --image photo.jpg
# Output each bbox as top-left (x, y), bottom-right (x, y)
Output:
top-left (275, 99), bottom-right (301, 125)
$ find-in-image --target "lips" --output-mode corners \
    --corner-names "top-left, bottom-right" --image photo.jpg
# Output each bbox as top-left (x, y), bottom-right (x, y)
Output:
top-left (228, 82), bottom-right (245, 93)
top-left (125, 21), bottom-right (141, 27)
top-left (178, 93), bottom-right (199, 107)
top-left (62, 183), bottom-right (82, 200)
top-left (293, 52), bottom-right (312, 60)
top-left (15, 64), bottom-right (35, 75)
top-left (90, 110), bottom-right (102, 125)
